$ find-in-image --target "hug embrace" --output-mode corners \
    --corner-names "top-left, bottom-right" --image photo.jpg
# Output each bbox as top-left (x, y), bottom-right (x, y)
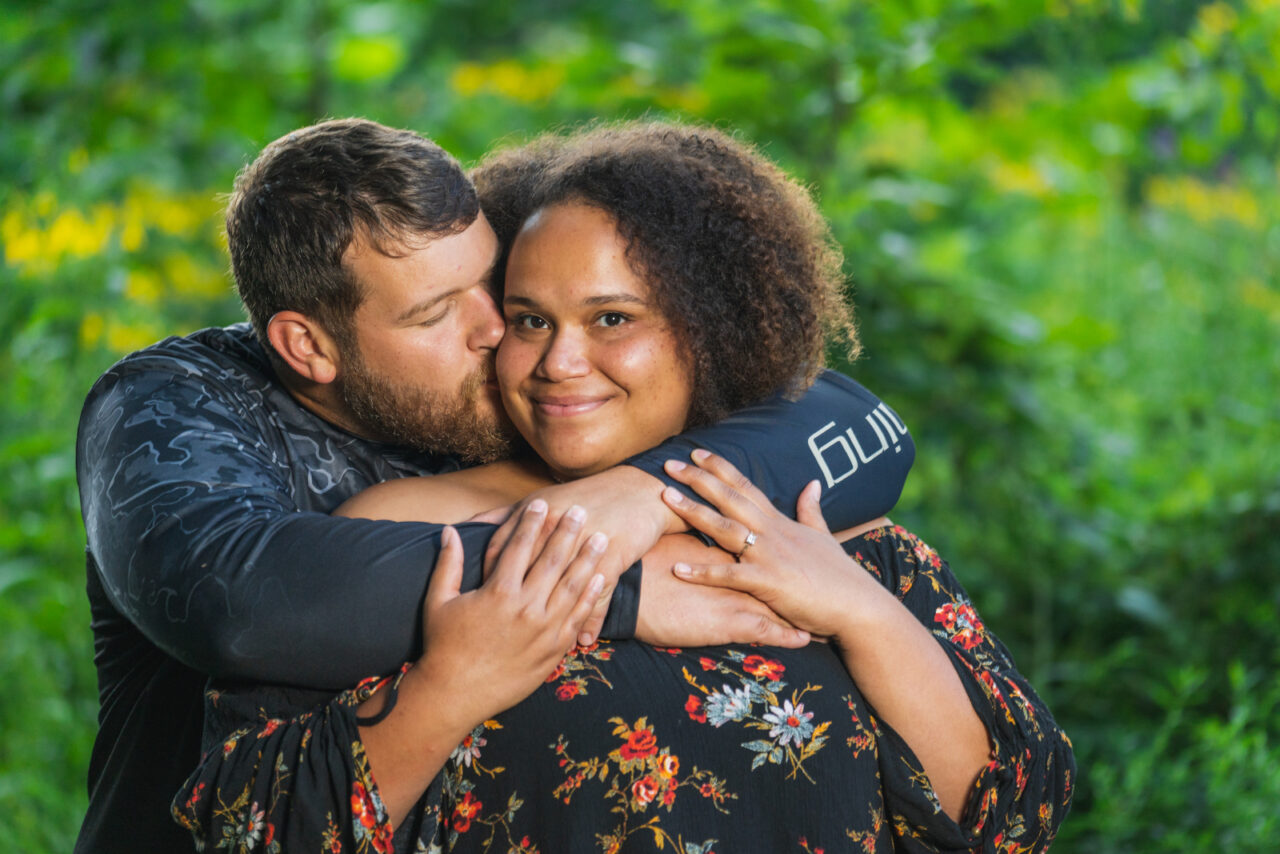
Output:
top-left (76, 119), bottom-right (1073, 853)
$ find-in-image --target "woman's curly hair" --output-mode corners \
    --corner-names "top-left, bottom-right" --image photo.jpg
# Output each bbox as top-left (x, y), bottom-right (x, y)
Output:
top-left (472, 121), bottom-right (858, 426)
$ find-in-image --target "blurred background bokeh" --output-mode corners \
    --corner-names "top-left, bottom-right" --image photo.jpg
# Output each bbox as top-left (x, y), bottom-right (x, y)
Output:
top-left (2, 1), bottom-right (1277, 850)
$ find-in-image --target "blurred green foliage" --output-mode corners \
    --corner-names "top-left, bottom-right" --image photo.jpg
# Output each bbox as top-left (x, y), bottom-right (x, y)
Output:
top-left (2, 1), bottom-right (1277, 850)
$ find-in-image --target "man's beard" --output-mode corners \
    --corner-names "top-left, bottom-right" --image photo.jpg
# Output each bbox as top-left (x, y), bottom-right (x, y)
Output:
top-left (338, 350), bottom-right (513, 464)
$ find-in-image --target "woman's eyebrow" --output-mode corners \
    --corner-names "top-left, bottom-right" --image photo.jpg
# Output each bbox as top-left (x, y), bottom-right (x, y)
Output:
top-left (503, 292), bottom-right (647, 308)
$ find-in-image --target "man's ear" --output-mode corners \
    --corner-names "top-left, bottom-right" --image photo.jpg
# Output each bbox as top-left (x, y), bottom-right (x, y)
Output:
top-left (266, 311), bottom-right (342, 385)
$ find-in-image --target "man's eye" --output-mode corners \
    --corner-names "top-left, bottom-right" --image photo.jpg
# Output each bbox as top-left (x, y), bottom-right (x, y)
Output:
top-left (597, 312), bottom-right (629, 328)
top-left (419, 304), bottom-right (451, 326)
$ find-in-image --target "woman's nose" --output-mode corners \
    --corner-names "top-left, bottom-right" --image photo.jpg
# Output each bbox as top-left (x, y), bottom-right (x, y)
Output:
top-left (538, 329), bottom-right (591, 380)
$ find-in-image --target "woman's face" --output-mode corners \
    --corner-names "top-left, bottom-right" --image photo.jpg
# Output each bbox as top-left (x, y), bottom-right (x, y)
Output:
top-left (497, 202), bottom-right (693, 480)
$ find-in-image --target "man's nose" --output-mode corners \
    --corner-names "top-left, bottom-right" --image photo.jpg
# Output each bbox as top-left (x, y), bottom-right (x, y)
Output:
top-left (467, 286), bottom-right (505, 350)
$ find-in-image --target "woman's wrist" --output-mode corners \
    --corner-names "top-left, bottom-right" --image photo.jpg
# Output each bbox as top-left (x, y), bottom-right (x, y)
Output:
top-left (830, 570), bottom-right (902, 651)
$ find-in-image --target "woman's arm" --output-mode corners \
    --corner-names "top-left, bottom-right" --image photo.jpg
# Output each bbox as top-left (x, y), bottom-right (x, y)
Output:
top-left (661, 451), bottom-right (1074, 848)
top-left (661, 454), bottom-right (987, 819)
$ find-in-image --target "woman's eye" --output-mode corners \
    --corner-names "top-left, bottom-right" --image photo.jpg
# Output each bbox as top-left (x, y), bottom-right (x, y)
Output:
top-left (597, 312), bottom-right (629, 328)
top-left (514, 314), bottom-right (549, 330)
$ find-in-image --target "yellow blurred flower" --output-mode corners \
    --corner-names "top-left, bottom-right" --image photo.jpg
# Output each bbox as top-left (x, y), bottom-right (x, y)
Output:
top-left (450, 60), bottom-right (564, 103)
top-left (1198, 2), bottom-right (1239, 38)
top-left (1239, 277), bottom-right (1280, 325)
top-left (124, 269), bottom-right (164, 305)
top-left (105, 320), bottom-right (164, 355)
top-left (164, 253), bottom-right (229, 299)
top-left (989, 158), bottom-right (1055, 198)
top-left (1146, 175), bottom-right (1262, 228)
top-left (2, 185), bottom-right (221, 276)
top-left (79, 312), bottom-right (105, 350)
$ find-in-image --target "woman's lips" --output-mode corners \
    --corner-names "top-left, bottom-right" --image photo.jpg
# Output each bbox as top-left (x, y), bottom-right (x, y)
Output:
top-left (532, 395), bottom-right (609, 417)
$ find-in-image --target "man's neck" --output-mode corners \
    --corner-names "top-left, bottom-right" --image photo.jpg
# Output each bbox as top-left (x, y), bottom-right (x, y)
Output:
top-left (270, 356), bottom-right (374, 440)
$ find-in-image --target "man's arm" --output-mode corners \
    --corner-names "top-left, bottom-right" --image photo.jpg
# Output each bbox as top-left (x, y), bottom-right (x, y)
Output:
top-left (627, 370), bottom-right (914, 530)
top-left (77, 366), bottom-right (510, 689)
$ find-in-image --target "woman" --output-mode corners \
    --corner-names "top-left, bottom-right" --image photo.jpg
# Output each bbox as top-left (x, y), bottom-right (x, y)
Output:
top-left (176, 122), bottom-right (1072, 852)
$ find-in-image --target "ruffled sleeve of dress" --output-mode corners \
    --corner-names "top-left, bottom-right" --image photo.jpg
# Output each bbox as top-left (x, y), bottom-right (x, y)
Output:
top-left (171, 666), bottom-right (441, 854)
top-left (844, 526), bottom-right (1075, 853)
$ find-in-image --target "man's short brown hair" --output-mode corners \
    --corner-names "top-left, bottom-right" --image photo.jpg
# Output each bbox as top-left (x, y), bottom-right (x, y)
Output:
top-left (227, 118), bottom-right (478, 350)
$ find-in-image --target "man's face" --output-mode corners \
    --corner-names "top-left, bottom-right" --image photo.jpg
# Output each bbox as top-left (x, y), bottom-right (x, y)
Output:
top-left (336, 212), bottom-right (513, 462)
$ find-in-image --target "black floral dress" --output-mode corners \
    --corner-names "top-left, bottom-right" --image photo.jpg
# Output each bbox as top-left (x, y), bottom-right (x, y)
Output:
top-left (174, 527), bottom-right (1074, 853)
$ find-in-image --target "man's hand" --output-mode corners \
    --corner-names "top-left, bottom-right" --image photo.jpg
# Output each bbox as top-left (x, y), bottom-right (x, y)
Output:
top-left (485, 466), bottom-right (681, 645)
top-left (634, 533), bottom-right (810, 648)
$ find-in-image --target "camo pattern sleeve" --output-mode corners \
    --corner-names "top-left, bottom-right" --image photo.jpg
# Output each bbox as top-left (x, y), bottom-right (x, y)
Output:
top-left (627, 370), bottom-right (915, 531)
top-left (75, 325), bottom-right (500, 688)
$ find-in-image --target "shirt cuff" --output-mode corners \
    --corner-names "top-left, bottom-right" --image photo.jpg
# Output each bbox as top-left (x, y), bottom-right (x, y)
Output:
top-left (599, 561), bottom-right (641, 639)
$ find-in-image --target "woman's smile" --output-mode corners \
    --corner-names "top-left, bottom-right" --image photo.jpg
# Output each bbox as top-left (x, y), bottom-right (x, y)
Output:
top-left (530, 393), bottom-right (613, 417)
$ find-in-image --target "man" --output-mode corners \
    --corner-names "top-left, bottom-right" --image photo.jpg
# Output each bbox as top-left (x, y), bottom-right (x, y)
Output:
top-left (74, 118), bottom-right (913, 853)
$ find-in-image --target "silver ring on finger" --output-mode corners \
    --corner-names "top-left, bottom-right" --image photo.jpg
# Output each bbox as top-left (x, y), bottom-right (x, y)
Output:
top-left (734, 530), bottom-right (758, 562)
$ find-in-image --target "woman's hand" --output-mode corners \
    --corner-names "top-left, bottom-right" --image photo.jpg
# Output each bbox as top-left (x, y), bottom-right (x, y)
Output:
top-left (659, 450), bottom-right (878, 643)
top-left (360, 501), bottom-right (606, 826)
top-left (418, 501), bottom-right (607, 722)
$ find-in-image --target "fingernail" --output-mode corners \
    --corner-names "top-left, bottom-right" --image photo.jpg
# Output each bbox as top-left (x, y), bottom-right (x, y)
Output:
top-left (691, 448), bottom-right (710, 462)
top-left (665, 459), bottom-right (686, 472)
top-left (566, 504), bottom-right (586, 524)
top-left (588, 573), bottom-right (605, 595)
top-left (578, 631), bottom-right (594, 646)
top-left (587, 531), bottom-right (608, 552)
top-left (528, 498), bottom-right (548, 514)
top-left (441, 525), bottom-right (456, 547)
top-left (662, 486), bottom-right (684, 504)
top-left (673, 562), bottom-right (692, 576)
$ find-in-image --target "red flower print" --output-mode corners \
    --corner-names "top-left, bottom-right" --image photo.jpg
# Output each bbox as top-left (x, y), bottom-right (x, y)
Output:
top-left (351, 782), bottom-right (377, 829)
top-left (263, 823), bottom-right (275, 846)
top-left (451, 791), bottom-right (482, 833)
top-left (657, 753), bottom-right (680, 777)
top-left (631, 775), bottom-right (658, 806)
top-left (934, 601), bottom-right (985, 650)
top-left (685, 694), bottom-right (707, 723)
top-left (556, 681), bottom-right (582, 701)
top-left (257, 718), bottom-right (282, 738)
top-left (699, 656), bottom-right (716, 670)
top-left (913, 539), bottom-right (943, 568)
top-left (742, 655), bottom-right (785, 681)
top-left (662, 787), bottom-right (677, 806)
top-left (620, 727), bottom-right (659, 760)
top-left (185, 782), bottom-right (205, 807)
top-left (545, 661), bottom-right (565, 683)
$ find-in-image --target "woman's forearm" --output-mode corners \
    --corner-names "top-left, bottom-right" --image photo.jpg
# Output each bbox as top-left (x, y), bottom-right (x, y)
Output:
top-left (834, 580), bottom-right (991, 821)
top-left (357, 665), bottom-right (478, 827)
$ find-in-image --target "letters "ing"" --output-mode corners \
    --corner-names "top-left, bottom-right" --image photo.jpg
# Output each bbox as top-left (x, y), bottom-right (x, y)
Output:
top-left (807, 404), bottom-right (909, 488)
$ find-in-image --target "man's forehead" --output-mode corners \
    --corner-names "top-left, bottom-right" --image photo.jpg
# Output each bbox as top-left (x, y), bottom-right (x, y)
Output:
top-left (344, 218), bottom-right (498, 309)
